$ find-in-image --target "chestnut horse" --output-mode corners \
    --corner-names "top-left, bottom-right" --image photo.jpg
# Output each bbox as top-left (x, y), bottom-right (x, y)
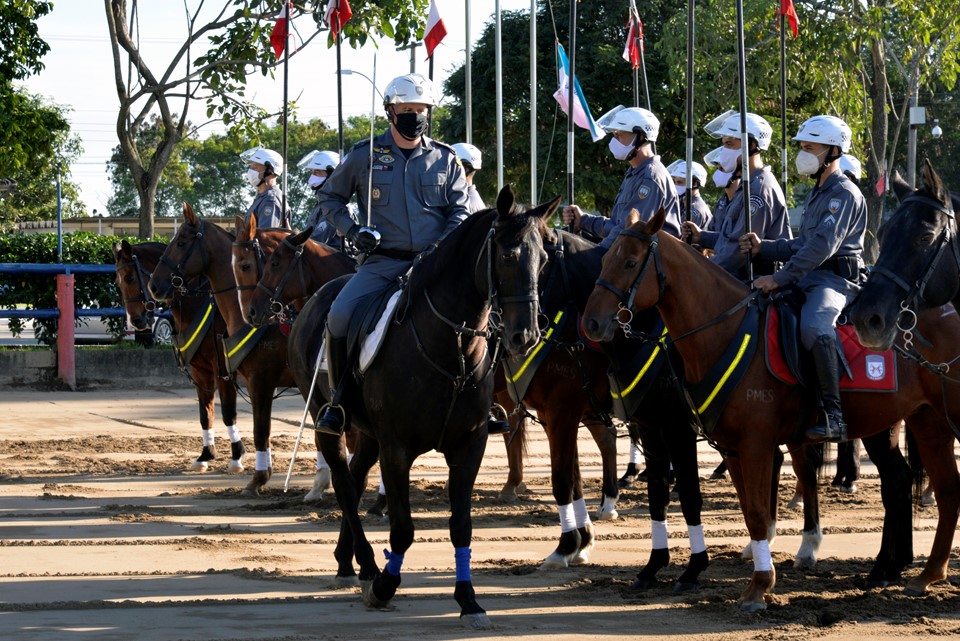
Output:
top-left (230, 216), bottom-right (356, 500)
top-left (583, 208), bottom-right (960, 611)
top-left (113, 240), bottom-right (243, 473)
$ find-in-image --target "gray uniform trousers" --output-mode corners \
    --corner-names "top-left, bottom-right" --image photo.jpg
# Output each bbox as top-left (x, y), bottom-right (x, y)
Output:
top-left (327, 254), bottom-right (411, 339)
top-left (797, 269), bottom-right (859, 350)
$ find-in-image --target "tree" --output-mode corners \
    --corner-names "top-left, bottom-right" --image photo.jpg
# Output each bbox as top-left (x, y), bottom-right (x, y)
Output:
top-left (106, 0), bottom-right (432, 239)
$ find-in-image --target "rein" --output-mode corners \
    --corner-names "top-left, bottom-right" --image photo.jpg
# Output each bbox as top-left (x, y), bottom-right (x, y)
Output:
top-left (117, 254), bottom-right (157, 312)
top-left (594, 228), bottom-right (665, 326)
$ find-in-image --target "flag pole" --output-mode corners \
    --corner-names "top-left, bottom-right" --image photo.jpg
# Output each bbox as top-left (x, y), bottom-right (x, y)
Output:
top-left (566, 0), bottom-right (577, 209)
top-left (465, 0), bottom-right (472, 144)
top-left (735, 0), bottom-right (753, 283)
top-left (428, 54), bottom-right (435, 136)
top-left (632, 1), bottom-right (651, 112)
top-left (495, 0), bottom-right (504, 191)
top-left (684, 0), bottom-right (695, 224)
top-left (779, 12), bottom-right (788, 198)
top-left (336, 18), bottom-right (344, 160)
top-left (529, 0), bottom-right (537, 204)
top-left (281, 2), bottom-right (290, 225)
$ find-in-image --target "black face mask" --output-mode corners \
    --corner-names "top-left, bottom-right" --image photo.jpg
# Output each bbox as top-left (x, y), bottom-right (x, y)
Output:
top-left (394, 112), bottom-right (428, 140)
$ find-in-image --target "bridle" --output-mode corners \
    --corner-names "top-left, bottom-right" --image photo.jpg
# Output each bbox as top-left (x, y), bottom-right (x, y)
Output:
top-left (869, 194), bottom-right (959, 331)
top-left (159, 219), bottom-right (210, 296)
top-left (593, 228), bottom-right (666, 328)
top-left (116, 253), bottom-right (157, 313)
top-left (247, 235), bottom-right (308, 319)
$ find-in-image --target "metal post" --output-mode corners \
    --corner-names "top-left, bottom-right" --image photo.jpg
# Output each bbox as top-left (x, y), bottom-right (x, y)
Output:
top-left (779, 13), bottom-right (788, 198)
top-left (57, 273), bottom-right (76, 390)
top-left (336, 30), bottom-right (344, 160)
top-left (56, 166), bottom-right (63, 262)
top-left (907, 86), bottom-right (918, 189)
top-left (684, 0), bottom-right (695, 223)
top-left (529, 0), bottom-right (537, 204)
top-left (735, 0), bottom-right (753, 283)
top-left (281, 11), bottom-right (289, 224)
top-left (495, 0), bottom-right (504, 191)
top-left (566, 0), bottom-right (577, 206)
top-left (466, 0), bottom-right (473, 144)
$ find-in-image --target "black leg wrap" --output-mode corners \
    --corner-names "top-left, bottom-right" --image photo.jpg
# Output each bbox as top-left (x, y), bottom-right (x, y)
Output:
top-left (373, 567), bottom-right (402, 603)
top-left (230, 440), bottom-right (245, 460)
top-left (675, 550), bottom-right (709, 592)
top-left (455, 580), bottom-right (486, 617)
top-left (197, 445), bottom-right (216, 462)
top-left (630, 547), bottom-right (670, 590)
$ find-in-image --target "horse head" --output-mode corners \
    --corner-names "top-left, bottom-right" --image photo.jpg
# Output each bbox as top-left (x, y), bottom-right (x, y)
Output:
top-left (113, 238), bottom-right (156, 330)
top-left (851, 158), bottom-right (958, 350)
top-left (247, 226), bottom-right (313, 327)
top-left (490, 185), bottom-right (559, 357)
top-left (149, 202), bottom-right (209, 302)
top-left (582, 208), bottom-right (666, 343)
top-left (232, 213), bottom-right (267, 318)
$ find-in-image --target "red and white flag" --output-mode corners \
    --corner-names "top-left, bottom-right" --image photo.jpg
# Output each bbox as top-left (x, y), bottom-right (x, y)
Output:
top-left (424, 0), bottom-right (447, 58)
top-left (622, 15), bottom-right (643, 69)
top-left (324, 0), bottom-right (352, 41)
top-left (270, 3), bottom-right (292, 59)
top-left (776, 0), bottom-right (799, 38)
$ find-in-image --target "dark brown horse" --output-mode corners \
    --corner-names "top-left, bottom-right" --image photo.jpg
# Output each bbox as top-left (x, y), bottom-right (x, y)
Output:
top-left (149, 204), bottom-right (300, 497)
top-left (582, 208), bottom-right (960, 611)
top-left (232, 215), bottom-right (357, 501)
top-left (113, 240), bottom-right (243, 473)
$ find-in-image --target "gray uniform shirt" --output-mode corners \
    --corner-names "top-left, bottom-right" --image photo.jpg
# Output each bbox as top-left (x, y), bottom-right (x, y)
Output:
top-left (580, 155), bottom-right (683, 248)
top-left (318, 130), bottom-right (471, 253)
top-left (245, 184), bottom-right (290, 229)
top-left (681, 192), bottom-right (712, 229)
top-left (699, 166), bottom-right (791, 278)
top-left (466, 184), bottom-right (486, 214)
top-left (758, 171), bottom-right (866, 287)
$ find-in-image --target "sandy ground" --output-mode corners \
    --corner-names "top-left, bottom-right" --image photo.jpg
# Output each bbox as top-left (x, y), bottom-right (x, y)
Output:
top-left (2, 387), bottom-right (960, 641)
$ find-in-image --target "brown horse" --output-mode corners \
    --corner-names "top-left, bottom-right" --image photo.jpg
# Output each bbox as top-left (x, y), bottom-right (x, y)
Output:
top-left (149, 204), bottom-right (301, 497)
top-left (232, 215), bottom-right (356, 501)
top-left (582, 208), bottom-right (960, 611)
top-left (113, 240), bottom-right (243, 473)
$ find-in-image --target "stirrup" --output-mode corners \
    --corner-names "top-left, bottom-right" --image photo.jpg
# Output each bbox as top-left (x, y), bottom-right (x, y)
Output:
top-left (313, 402), bottom-right (345, 436)
top-left (487, 403), bottom-right (511, 434)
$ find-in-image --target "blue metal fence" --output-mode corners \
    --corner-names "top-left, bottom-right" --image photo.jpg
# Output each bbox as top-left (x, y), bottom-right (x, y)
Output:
top-left (0, 263), bottom-right (125, 321)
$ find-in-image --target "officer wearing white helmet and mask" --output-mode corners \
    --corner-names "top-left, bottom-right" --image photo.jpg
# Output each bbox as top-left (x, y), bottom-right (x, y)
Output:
top-left (839, 154), bottom-right (862, 186)
top-left (562, 105), bottom-right (682, 246)
top-left (313, 72), bottom-right (474, 436)
top-left (240, 146), bottom-right (291, 228)
top-left (666, 159), bottom-right (712, 229)
top-left (682, 111), bottom-right (791, 281)
top-left (740, 115), bottom-right (866, 443)
top-left (298, 149), bottom-right (351, 246)
top-left (452, 142), bottom-right (485, 213)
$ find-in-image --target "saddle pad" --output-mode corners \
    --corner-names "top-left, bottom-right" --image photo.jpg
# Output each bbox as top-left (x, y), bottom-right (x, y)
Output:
top-left (359, 290), bottom-right (402, 372)
top-left (765, 306), bottom-right (896, 391)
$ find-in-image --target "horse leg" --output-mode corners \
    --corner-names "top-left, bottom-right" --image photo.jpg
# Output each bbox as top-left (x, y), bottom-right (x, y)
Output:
top-left (792, 444), bottom-right (823, 570)
top-left (191, 365), bottom-right (218, 473)
top-left (365, 444), bottom-right (414, 609)
top-left (669, 419), bottom-right (708, 592)
top-left (741, 447), bottom-right (781, 560)
top-left (583, 417), bottom-right (620, 520)
top-left (903, 411), bottom-right (960, 595)
top-left (445, 429), bottom-right (493, 629)
top-left (241, 376), bottom-right (274, 497)
top-left (496, 391), bottom-right (526, 502)
top-left (727, 441), bottom-right (777, 613)
top-left (631, 422), bottom-right (671, 589)
top-left (541, 411), bottom-right (584, 569)
top-left (788, 443), bottom-right (820, 510)
top-left (304, 429), bottom-right (333, 503)
top-left (218, 373), bottom-right (244, 474)
top-left (619, 421), bottom-right (644, 488)
top-left (861, 424), bottom-right (914, 588)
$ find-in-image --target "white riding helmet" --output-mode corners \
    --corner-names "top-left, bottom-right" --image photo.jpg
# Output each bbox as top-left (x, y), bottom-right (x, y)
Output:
top-left (298, 150), bottom-right (340, 172)
top-left (383, 73), bottom-right (440, 108)
top-left (240, 146), bottom-right (285, 176)
top-left (839, 154), bottom-right (862, 180)
top-left (703, 146), bottom-right (725, 168)
top-left (597, 105), bottom-right (660, 142)
top-left (666, 159), bottom-right (708, 187)
top-left (452, 143), bottom-right (482, 170)
top-left (793, 115), bottom-right (852, 153)
top-left (705, 110), bottom-right (773, 151)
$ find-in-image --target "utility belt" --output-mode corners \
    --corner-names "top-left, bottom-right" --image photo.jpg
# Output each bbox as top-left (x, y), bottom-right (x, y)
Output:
top-left (815, 255), bottom-right (862, 281)
top-left (371, 247), bottom-right (421, 261)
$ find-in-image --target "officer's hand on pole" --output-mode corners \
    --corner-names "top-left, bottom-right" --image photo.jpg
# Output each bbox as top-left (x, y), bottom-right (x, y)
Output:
top-left (562, 205), bottom-right (582, 232)
top-left (739, 232), bottom-right (761, 256)
top-left (681, 221), bottom-right (701, 245)
top-left (347, 224), bottom-right (381, 253)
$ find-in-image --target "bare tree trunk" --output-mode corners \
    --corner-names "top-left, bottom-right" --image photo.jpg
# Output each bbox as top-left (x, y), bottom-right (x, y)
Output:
top-left (137, 180), bottom-right (156, 239)
top-left (864, 33), bottom-right (888, 263)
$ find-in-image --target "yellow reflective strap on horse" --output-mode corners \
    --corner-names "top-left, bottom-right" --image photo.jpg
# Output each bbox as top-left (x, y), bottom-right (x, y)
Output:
top-left (177, 302), bottom-right (214, 354)
top-left (507, 310), bottom-right (564, 383)
top-left (611, 325), bottom-right (669, 399)
top-left (697, 332), bottom-right (753, 415)
top-left (227, 325), bottom-right (261, 359)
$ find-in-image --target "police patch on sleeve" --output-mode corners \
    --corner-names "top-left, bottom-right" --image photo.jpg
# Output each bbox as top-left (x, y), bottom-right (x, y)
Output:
top-left (750, 195), bottom-right (764, 215)
top-left (828, 198), bottom-right (841, 213)
top-left (637, 185), bottom-right (651, 199)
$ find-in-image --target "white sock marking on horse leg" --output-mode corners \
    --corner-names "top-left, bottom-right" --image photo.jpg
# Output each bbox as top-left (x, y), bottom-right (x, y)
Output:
top-left (572, 497), bottom-right (591, 528)
top-left (629, 439), bottom-right (642, 464)
top-left (687, 524), bottom-right (706, 554)
top-left (226, 424), bottom-right (241, 443)
top-left (752, 539), bottom-right (772, 572)
top-left (316, 450), bottom-right (328, 471)
top-left (558, 503), bottom-right (576, 533)
top-left (202, 429), bottom-right (215, 447)
top-left (651, 519), bottom-right (668, 549)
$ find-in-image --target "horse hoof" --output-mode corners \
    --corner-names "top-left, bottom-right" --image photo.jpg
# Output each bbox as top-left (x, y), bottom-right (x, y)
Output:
top-left (840, 483), bottom-right (857, 494)
top-left (921, 492), bottom-right (936, 507)
top-left (674, 581), bottom-right (700, 593)
top-left (793, 555), bottom-right (816, 571)
top-left (739, 600), bottom-right (767, 613)
top-left (240, 487), bottom-right (259, 498)
top-left (598, 508), bottom-right (618, 521)
top-left (190, 460), bottom-right (209, 473)
top-left (786, 494), bottom-right (804, 511)
top-left (461, 613), bottom-right (493, 630)
top-left (540, 553), bottom-right (569, 570)
top-left (864, 578), bottom-right (890, 589)
top-left (227, 460), bottom-right (244, 474)
top-left (334, 575), bottom-right (360, 589)
top-left (904, 582), bottom-right (927, 597)
top-left (571, 546), bottom-right (593, 565)
top-left (304, 470), bottom-right (332, 503)
top-left (361, 580), bottom-right (393, 609)
top-left (629, 577), bottom-right (658, 591)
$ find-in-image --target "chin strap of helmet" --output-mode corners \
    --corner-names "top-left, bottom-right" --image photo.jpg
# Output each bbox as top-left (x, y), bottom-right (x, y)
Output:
top-left (626, 130), bottom-right (650, 162)
top-left (811, 146), bottom-right (842, 184)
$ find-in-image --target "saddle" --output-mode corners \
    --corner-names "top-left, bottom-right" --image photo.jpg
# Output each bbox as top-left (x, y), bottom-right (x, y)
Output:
top-left (764, 289), bottom-right (897, 391)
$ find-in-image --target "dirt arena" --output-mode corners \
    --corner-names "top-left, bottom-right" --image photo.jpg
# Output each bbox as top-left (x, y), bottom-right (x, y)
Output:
top-left (2, 387), bottom-right (959, 640)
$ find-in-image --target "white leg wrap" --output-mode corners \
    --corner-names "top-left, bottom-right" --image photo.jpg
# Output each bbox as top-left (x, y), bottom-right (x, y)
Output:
top-left (767, 520), bottom-right (777, 547)
top-left (226, 424), bottom-right (241, 443)
top-left (651, 519), bottom-right (668, 549)
top-left (316, 450), bottom-right (328, 471)
top-left (378, 476), bottom-right (386, 494)
top-left (687, 524), bottom-right (706, 554)
top-left (572, 497), bottom-right (591, 528)
top-left (629, 439), bottom-right (642, 464)
top-left (558, 503), bottom-right (576, 533)
top-left (255, 449), bottom-right (272, 471)
top-left (202, 429), bottom-right (215, 447)
top-left (752, 539), bottom-right (772, 572)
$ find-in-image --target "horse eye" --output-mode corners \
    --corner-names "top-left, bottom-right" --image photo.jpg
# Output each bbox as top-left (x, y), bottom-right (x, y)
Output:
top-left (241, 263), bottom-right (250, 272)
top-left (270, 260), bottom-right (280, 269)
top-left (125, 275), bottom-right (135, 283)
top-left (920, 233), bottom-right (935, 243)
top-left (626, 259), bottom-right (638, 270)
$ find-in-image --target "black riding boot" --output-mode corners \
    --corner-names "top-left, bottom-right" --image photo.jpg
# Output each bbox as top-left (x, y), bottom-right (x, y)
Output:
top-left (314, 333), bottom-right (350, 436)
top-left (805, 334), bottom-right (848, 443)
top-left (487, 403), bottom-right (511, 434)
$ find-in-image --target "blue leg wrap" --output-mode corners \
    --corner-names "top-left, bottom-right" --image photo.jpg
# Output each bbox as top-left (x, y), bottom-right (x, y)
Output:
top-left (383, 548), bottom-right (404, 576)
top-left (455, 547), bottom-right (472, 583)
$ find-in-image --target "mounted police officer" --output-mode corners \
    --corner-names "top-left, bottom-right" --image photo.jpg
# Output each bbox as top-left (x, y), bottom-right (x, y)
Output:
top-left (311, 73), bottom-right (474, 436)
top-left (299, 149), bottom-right (349, 246)
top-left (682, 112), bottom-right (791, 281)
top-left (740, 115), bottom-right (866, 443)
top-left (241, 146), bottom-right (291, 229)
top-left (666, 159), bottom-right (712, 229)
top-left (452, 142), bottom-right (486, 213)
top-left (561, 106), bottom-right (682, 244)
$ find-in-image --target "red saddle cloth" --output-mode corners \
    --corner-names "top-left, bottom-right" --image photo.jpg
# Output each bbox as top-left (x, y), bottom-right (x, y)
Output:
top-left (280, 318), bottom-right (293, 336)
top-left (766, 307), bottom-right (897, 391)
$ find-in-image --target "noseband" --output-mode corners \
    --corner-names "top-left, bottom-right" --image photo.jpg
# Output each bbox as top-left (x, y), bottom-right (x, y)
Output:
top-left (594, 228), bottom-right (666, 325)
top-left (117, 253), bottom-right (157, 313)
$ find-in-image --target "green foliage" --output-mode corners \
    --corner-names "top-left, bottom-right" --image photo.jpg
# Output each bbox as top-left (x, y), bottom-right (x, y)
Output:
top-left (0, 232), bottom-right (156, 345)
top-left (0, 0), bottom-right (53, 81)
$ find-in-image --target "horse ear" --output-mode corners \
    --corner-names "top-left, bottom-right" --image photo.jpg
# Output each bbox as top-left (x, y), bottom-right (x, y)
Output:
top-left (290, 227), bottom-right (312, 246)
top-left (625, 209), bottom-right (641, 228)
top-left (496, 184), bottom-right (517, 218)
top-left (890, 170), bottom-right (912, 202)
top-left (531, 195), bottom-right (563, 222)
top-left (182, 202), bottom-right (198, 226)
top-left (645, 207), bottom-right (666, 234)
top-left (112, 241), bottom-right (124, 262)
top-left (239, 212), bottom-right (257, 241)
top-left (233, 215), bottom-right (244, 234)
top-left (921, 158), bottom-right (950, 206)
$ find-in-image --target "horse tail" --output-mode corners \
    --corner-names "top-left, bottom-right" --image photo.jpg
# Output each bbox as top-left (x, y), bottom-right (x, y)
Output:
top-left (904, 425), bottom-right (926, 510)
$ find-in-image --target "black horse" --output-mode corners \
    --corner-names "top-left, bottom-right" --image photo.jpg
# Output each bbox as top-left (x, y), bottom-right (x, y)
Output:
top-left (287, 187), bottom-right (553, 628)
